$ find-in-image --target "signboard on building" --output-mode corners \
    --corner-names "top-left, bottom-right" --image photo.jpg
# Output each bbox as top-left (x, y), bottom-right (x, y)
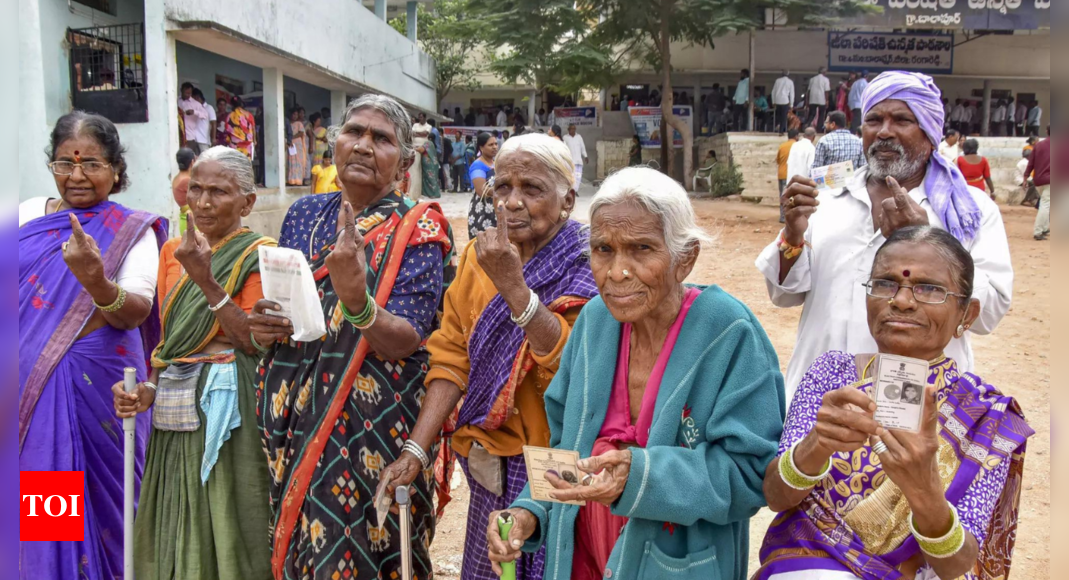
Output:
top-left (841, 0), bottom-right (1050, 30)
top-left (828, 32), bottom-right (954, 74)
top-left (552, 107), bottom-right (598, 127)
top-left (627, 106), bottom-right (693, 149)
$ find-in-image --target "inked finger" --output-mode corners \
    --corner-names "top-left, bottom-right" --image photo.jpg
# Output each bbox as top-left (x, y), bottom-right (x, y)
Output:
top-left (69, 214), bottom-right (87, 243)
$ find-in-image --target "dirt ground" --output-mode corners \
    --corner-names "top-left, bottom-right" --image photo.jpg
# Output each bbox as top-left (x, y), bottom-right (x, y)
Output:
top-left (431, 200), bottom-right (1050, 579)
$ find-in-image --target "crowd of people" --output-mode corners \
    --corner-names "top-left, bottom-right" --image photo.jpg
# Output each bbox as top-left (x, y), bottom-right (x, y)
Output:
top-left (20, 71), bottom-right (1042, 580)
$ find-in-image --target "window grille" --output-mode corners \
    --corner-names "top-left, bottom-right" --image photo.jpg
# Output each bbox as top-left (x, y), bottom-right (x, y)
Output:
top-left (68, 23), bottom-right (147, 123)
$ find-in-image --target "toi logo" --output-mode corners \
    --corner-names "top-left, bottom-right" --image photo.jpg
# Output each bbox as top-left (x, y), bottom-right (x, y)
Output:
top-left (20, 471), bottom-right (85, 542)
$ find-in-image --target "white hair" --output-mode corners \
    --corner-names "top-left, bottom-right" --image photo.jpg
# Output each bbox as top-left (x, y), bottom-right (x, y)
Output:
top-left (191, 146), bottom-right (256, 195)
top-left (591, 167), bottom-right (714, 262)
top-left (328, 94), bottom-right (415, 163)
top-left (495, 133), bottom-right (575, 197)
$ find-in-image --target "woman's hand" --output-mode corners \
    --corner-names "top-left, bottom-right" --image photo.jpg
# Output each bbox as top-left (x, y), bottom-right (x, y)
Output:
top-left (249, 300), bottom-right (294, 346)
top-left (62, 214), bottom-right (106, 287)
top-left (112, 382), bottom-right (155, 419)
top-left (375, 452), bottom-right (424, 509)
top-left (486, 508), bottom-right (538, 576)
top-left (173, 214), bottom-right (215, 286)
top-left (547, 450), bottom-right (632, 507)
top-left (325, 202), bottom-right (370, 311)
top-left (474, 202), bottom-right (525, 296)
top-left (872, 385), bottom-right (943, 502)
top-left (794, 387), bottom-right (880, 474)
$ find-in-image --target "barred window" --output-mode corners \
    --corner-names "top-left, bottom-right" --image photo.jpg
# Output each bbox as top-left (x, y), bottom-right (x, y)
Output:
top-left (68, 23), bottom-right (147, 124)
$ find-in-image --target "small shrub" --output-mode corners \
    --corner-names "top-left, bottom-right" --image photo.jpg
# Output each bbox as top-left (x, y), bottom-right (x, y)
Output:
top-left (707, 163), bottom-right (745, 198)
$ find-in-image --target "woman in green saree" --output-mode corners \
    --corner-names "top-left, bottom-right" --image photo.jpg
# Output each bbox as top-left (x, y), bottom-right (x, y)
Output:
top-left (113, 146), bottom-right (276, 580)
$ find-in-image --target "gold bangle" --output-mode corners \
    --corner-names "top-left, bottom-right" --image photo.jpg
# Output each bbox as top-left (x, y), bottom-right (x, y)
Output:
top-left (778, 444), bottom-right (831, 491)
top-left (910, 504), bottom-right (966, 559)
top-left (93, 285), bottom-right (127, 313)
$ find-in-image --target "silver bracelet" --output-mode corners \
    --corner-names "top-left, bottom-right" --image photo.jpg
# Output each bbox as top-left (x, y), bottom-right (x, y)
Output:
top-left (142, 382), bottom-right (158, 392)
top-left (208, 293), bottom-right (232, 312)
top-left (403, 440), bottom-right (431, 470)
top-left (510, 289), bottom-right (540, 328)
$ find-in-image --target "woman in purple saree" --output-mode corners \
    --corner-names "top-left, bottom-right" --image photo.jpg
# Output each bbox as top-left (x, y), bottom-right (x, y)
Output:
top-left (19, 112), bottom-right (167, 579)
top-left (756, 226), bottom-right (1033, 580)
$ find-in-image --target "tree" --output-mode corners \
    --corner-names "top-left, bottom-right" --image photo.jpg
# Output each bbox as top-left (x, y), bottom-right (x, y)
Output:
top-left (582, 0), bottom-right (874, 185)
top-left (390, 0), bottom-right (484, 110)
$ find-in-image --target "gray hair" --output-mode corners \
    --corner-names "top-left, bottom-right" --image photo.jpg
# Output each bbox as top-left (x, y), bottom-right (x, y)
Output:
top-left (191, 146), bottom-right (256, 195)
top-left (495, 133), bottom-right (575, 197)
top-left (328, 94), bottom-right (415, 164)
top-left (591, 167), bottom-right (714, 262)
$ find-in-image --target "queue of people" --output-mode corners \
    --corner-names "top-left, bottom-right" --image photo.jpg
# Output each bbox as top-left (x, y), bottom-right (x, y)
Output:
top-left (20, 71), bottom-right (1035, 580)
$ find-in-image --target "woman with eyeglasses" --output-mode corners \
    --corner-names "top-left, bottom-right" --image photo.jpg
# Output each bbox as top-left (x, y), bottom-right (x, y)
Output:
top-left (754, 226), bottom-right (1033, 580)
top-left (19, 111), bottom-right (168, 580)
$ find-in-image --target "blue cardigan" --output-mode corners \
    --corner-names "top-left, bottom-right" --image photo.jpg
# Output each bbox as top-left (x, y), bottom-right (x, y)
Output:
top-left (511, 285), bottom-right (786, 580)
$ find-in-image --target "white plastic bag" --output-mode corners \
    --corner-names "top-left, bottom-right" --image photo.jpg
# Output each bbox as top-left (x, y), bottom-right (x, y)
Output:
top-left (258, 246), bottom-right (327, 342)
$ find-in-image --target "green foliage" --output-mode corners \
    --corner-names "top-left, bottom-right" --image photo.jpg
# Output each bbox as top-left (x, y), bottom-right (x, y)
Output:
top-left (706, 162), bottom-right (745, 198)
top-left (390, 0), bottom-right (484, 107)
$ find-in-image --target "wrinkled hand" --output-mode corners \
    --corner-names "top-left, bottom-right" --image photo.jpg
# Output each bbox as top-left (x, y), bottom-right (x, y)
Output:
top-left (879, 176), bottom-right (929, 238)
top-left (547, 450), bottom-right (631, 507)
top-left (62, 214), bottom-right (105, 286)
top-left (805, 387), bottom-right (880, 459)
top-left (249, 299), bottom-right (294, 345)
top-left (112, 381), bottom-right (155, 419)
top-left (872, 385), bottom-right (942, 502)
top-left (474, 202), bottom-right (525, 295)
top-left (173, 213), bottom-right (214, 285)
top-left (374, 453), bottom-right (424, 514)
top-left (325, 201), bottom-right (369, 311)
top-left (486, 508), bottom-right (538, 576)
top-left (781, 176), bottom-right (820, 247)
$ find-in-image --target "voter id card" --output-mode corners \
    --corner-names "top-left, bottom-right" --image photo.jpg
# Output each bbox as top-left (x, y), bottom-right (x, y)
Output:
top-left (871, 354), bottom-right (928, 433)
top-left (521, 446), bottom-right (585, 506)
top-left (810, 160), bottom-right (855, 190)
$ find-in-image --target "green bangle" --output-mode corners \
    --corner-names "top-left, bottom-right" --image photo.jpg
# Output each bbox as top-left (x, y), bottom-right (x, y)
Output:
top-left (250, 333), bottom-right (271, 354)
top-left (94, 284), bottom-right (127, 313)
top-left (779, 444), bottom-right (832, 491)
top-left (911, 504), bottom-right (966, 559)
top-left (340, 290), bottom-right (376, 327)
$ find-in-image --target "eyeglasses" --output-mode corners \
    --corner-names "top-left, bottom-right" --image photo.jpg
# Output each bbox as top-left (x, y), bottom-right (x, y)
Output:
top-left (49, 161), bottom-right (112, 176)
top-left (862, 279), bottom-right (967, 305)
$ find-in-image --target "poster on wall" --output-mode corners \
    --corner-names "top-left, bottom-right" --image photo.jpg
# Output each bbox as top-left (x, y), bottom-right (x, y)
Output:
top-left (828, 32), bottom-right (954, 74)
top-left (628, 106), bottom-right (692, 149)
top-left (214, 74), bottom-right (245, 105)
top-left (551, 107), bottom-right (598, 127)
top-left (442, 127), bottom-right (485, 140)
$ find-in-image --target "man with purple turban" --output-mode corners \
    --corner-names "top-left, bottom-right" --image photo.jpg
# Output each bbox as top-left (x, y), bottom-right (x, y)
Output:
top-left (756, 71), bottom-right (1014, 403)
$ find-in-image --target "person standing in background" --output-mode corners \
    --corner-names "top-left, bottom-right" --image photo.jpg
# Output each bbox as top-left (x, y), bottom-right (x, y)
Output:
top-left (178, 83), bottom-right (210, 154)
top-left (309, 112), bottom-right (329, 168)
top-left (956, 139), bottom-right (996, 199)
top-left (192, 88), bottom-right (216, 147)
top-left (707, 84), bottom-right (726, 135)
top-left (1025, 131), bottom-right (1050, 240)
top-left (563, 124), bottom-right (588, 188)
top-left (754, 88), bottom-right (773, 133)
top-left (777, 129), bottom-right (799, 223)
top-left (807, 67), bottom-right (831, 130)
top-left (772, 71), bottom-right (795, 134)
top-left (734, 69), bottom-right (751, 131)
top-left (848, 71), bottom-right (870, 132)
top-left (991, 99), bottom-right (1007, 136)
top-left (950, 99), bottom-right (967, 135)
top-left (787, 128), bottom-right (817, 187)
top-left (939, 129), bottom-right (963, 163)
top-left (1016, 149), bottom-right (1039, 207)
top-left (496, 106), bottom-right (508, 127)
top-left (310, 148), bottom-right (340, 194)
top-left (452, 135), bottom-right (469, 193)
top-left (964, 100), bottom-right (979, 135)
top-left (286, 108), bottom-right (308, 186)
top-left (629, 134), bottom-right (643, 167)
top-left (813, 111), bottom-right (866, 169)
top-left (215, 97), bottom-right (229, 144)
top-left (1027, 101), bottom-right (1043, 136)
top-left (1015, 99), bottom-right (1029, 136)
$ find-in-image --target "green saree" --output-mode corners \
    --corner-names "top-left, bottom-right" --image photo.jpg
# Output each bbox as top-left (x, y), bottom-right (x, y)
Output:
top-left (135, 229), bottom-right (275, 580)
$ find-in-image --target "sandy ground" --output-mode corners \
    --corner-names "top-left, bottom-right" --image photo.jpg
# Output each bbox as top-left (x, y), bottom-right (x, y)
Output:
top-left (428, 197), bottom-right (1050, 580)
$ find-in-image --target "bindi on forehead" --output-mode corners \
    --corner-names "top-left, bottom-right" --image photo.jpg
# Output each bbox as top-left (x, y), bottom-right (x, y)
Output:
top-left (903, 269), bottom-right (911, 278)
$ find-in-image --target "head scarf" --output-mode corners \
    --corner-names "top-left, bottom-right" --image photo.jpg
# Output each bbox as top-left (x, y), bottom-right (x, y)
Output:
top-left (861, 71), bottom-right (981, 242)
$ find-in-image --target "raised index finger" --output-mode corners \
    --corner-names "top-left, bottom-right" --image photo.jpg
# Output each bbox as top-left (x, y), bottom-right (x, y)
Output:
top-left (337, 201), bottom-right (357, 239)
top-left (68, 214), bottom-right (87, 243)
top-left (493, 200), bottom-right (509, 240)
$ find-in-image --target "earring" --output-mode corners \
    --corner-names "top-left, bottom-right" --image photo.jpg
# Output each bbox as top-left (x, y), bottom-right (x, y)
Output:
top-left (888, 299), bottom-right (895, 306)
top-left (955, 324), bottom-right (965, 338)
top-left (560, 210), bottom-right (568, 220)
top-left (114, 175), bottom-right (120, 183)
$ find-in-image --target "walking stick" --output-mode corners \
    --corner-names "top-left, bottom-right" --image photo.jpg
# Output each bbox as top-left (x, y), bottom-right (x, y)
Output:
top-left (123, 367), bottom-right (137, 580)
top-left (497, 512), bottom-right (517, 580)
top-left (396, 485), bottom-right (413, 580)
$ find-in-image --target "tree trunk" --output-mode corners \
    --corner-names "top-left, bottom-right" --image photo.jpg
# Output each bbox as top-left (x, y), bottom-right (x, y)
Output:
top-left (658, 0), bottom-right (691, 185)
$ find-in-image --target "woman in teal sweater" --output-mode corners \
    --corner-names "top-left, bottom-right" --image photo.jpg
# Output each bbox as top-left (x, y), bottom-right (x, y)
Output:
top-left (486, 167), bottom-right (786, 580)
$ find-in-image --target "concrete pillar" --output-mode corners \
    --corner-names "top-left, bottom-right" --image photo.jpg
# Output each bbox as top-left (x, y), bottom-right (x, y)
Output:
top-left (374, 0), bottom-right (387, 20)
top-left (330, 90), bottom-right (348, 126)
top-left (694, 81), bottom-right (702, 135)
top-left (528, 90), bottom-right (537, 128)
top-left (981, 80), bottom-right (992, 137)
top-left (748, 31), bottom-right (756, 132)
top-left (406, 1), bottom-right (418, 43)
top-left (263, 67), bottom-right (286, 192)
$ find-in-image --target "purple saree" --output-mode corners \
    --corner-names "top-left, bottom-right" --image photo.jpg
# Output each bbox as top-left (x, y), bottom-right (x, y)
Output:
top-left (19, 201), bottom-right (166, 580)
top-left (755, 351), bottom-right (1034, 580)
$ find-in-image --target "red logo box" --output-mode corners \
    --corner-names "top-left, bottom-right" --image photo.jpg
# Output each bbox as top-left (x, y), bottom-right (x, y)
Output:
top-left (20, 471), bottom-right (85, 542)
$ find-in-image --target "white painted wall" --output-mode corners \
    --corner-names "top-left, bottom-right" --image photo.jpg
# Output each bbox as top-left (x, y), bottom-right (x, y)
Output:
top-left (164, 0), bottom-right (437, 111)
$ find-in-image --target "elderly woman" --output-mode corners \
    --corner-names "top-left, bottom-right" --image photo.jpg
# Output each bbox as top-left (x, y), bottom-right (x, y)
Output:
top-left (112, 147), bottom-right (275, 580)
top-left (19, 111), bottom-right (167, 580)
top-left (755, 226), bottom-right (1033, 580)
top-left (257, 94), bottom-right (455, 580)
top-left (408, 112), bottom-right (440, 201)
top-left (378, 133), bottom-right (597, 580)
top-left (487, 167), bottom-right (786, 580)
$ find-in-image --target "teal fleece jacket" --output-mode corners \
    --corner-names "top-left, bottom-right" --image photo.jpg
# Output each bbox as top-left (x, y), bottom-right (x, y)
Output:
top-left (511, 285), bottom-right (786, 580)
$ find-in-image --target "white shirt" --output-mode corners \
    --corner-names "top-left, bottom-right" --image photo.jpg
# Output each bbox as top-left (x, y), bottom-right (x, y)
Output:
top-left (755, 167), bottom-right (1014, 402)
top-left (476, 114), bottom-right (488, 126)
top-left (965, 106), bottom-right (978, 123)
top-left (496, 110), bottom-right (508, 127)
top-left (786, 138), bottom-right (816, 183)
top-left (1015, 157), bottom-right (1031, 186)
top-left (807, 75), bottom-right (831, 106)
top-left (1007, 104), bottom-right (1016, 123)
top-left (563, 133), bottom-right (588, 165)
top-left (992, 106), bottom-right (1007, 123)
top-left (938, 141), bottom-right (962, 164)
top-left (179, 97), bottom-right (209, 143)
top-left (950, 104), bottom-right (966, 122)
top-left (18, 197), bottom-right (159, 300)
top-left (772, 76), bottom-right (796, 107)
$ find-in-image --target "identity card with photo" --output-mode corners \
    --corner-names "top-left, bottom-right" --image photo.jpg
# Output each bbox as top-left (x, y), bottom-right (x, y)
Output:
top-left (810, 160), bottom-right (855, 190)
top-left (871, 354), bottom-right (928, 433)
top-left (521, 446), bottom-right (586, 506)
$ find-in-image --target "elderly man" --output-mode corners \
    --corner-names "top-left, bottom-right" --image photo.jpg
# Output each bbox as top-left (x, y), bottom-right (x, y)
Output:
top-left (756, 71), bottom-right (1013, 402)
